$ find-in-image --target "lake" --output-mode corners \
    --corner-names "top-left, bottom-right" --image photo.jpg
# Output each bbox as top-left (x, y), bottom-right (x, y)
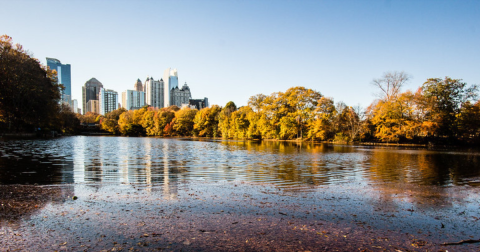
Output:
top-left (1, 136), bottom-right (480, 251)
top-left (1, 136), bottom-right (479, 187)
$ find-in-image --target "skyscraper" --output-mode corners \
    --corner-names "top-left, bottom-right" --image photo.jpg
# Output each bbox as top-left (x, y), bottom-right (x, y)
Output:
top-left (46, 58), bottom-right (71, 104)
top-left (122, 90), bottom-right (145, 110)
top-left (99, 88), bottom-right (119, 115)
top-left (82, 78), bottom-right (103, 114)
top-left (163, 68), bottom-right (178, 108)
top-left (144, 77), bottom-right (164, 109)
top-left (71, 99), bottom-right (78, 113)
top-left (134, 79), bottom-right (143, 92)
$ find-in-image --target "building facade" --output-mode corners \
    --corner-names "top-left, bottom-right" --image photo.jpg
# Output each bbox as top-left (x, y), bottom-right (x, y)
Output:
top-left (122, 90), bottom-right (145, 110)
top-left (189, 97), bottom-right (209, 110)
top-left (86, 100), bottom-right (99, 114)
top-left (144, 77), bottom-right (164, 109)
top-left (46, 57), bottom-right (71, 104)
top-left (99, 88), bottom-right (119, 115)
top-left (71, 99), bottom-right (78, 113)
top-left (82, 78), bottom-right (103, 114)
top-left (171, 82), bottom-right (192, 107)
top-left (134, 79), bottom-right (143, 92)
top-left (163, 68), bottom-right (178, 108)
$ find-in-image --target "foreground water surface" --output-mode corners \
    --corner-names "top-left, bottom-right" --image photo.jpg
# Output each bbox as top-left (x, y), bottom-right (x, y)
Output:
top-left (1, 136), bottom-right (480, 251)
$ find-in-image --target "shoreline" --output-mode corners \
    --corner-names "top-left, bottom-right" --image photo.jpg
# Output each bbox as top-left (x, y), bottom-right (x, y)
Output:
top-left (1, 182), bottom-right (479, 251)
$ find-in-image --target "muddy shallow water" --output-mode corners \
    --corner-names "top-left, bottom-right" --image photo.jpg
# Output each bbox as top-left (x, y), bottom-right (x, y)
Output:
top-left (1, 137), bottom-right (480, 251)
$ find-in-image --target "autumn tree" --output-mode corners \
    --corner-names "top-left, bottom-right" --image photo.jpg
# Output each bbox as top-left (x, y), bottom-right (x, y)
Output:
top-left (0, 35), bottom-right (62, 132)
top-left (118, 107), bottom-right (147, 136)
top-left (100, 108), bottom-right (126, 134)
top-left (307, 97), bottom-right (336, 140)
top-left (172, 108), bottom-right (198, 136)
top-left (418, 77), bottom-right (478, 138)
top-left (193, 105), bottom-right (221, 137)
top-left (78, 112), bottom-right (100, 125)
top-left (219, 101), bottom-right (237, 138)
top-left (456, 101), bottom-right (480, 141)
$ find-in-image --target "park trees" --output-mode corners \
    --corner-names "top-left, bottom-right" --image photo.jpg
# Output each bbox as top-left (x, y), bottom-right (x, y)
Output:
top-left (172, 107), bottom-right (198, 136)
top-left (247, 87), bottom-right (322, 140)
top-left (417, 77), bottom-right (478, 138)
top-left (0, 35), bottom-right (62, 132)
top-left (218, 101), bottom-right (237, 138)
top-left (193, 105), bottom-right (221, 137)
top-left (100, 108), bottom-right (126, 134)
top-left (118, 107), bottom-right (147, 136)
top-left (307, 97), bottom-right (336, 140)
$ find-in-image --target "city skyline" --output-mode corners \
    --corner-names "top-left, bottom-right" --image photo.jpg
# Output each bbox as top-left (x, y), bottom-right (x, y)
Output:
top-left (2, 1), bottom-right (479, 108)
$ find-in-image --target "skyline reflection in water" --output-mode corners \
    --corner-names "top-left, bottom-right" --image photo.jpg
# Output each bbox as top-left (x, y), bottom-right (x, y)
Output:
top-left (0, 136), bottom-right (479, 187)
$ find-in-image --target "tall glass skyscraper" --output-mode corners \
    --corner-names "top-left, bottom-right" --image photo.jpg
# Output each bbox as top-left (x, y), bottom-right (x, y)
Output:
top-left (46, 58), bottom-right (71, 103)
top-left (163, 68), bottom-right (178, 108)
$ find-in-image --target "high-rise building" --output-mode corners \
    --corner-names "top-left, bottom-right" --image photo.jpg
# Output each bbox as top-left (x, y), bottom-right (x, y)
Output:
top-left (122, 90), bottom-right (145, 110)
top-left (144, 77), bottom-right (164, 108)
top-left (163, 68), bottom-right (178, 108)
top-left (82, 78), bottom-right (103, 115)
top-left (134, 79), bottom-right (143, 92)
top-left (46, 58), bottom-right (71, 104)
top-left (99, 88), bottom-right (119, 115)
top-left (171, 82), bottom-right (192, 107)
top-left (71, 99), bottom-right (78, 113)
top-left (86, 100), bottom-right (99, 114)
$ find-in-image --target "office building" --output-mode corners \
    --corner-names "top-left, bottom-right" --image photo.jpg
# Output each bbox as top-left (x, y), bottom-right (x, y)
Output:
top-left (171, 82), bottom-right (192, 107)
top-left (46, 58), bottom-right (71, 104)
top-left (99, 88), bottom-right (119, 115)
top-left (86, 100), bottom-right (99, 114)
top-left (163, 68), bottom-right (178, 107)
top-left (144, 77), bottom-right (164, 108)
top-left (134, 79), bottom-right (143, 92)
top-left (82, 78), bottom-right (103, 115)
top-left (71, 99), bottom-right (78, 113)
top-left (122, 90), bottom-right (145, 110)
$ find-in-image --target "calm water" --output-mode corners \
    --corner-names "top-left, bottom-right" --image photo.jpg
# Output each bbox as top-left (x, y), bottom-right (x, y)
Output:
top-left (0, 136), bottom-right (479, 187)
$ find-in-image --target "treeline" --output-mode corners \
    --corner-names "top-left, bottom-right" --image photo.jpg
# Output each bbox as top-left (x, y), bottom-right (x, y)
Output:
top-left (0, 35), bottom-right (79, 134)
top-left (88, 74), bottom-right (479, 144)
top-left (2, 35), bottom-right (479, 143)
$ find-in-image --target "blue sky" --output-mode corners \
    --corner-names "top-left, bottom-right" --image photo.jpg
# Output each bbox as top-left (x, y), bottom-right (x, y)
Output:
top-left (1, 0), bottom-right (479, 109)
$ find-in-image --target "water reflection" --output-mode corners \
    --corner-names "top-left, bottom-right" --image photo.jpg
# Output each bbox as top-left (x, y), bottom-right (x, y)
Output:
top-left (0, 137), bottom-right (479, 188)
